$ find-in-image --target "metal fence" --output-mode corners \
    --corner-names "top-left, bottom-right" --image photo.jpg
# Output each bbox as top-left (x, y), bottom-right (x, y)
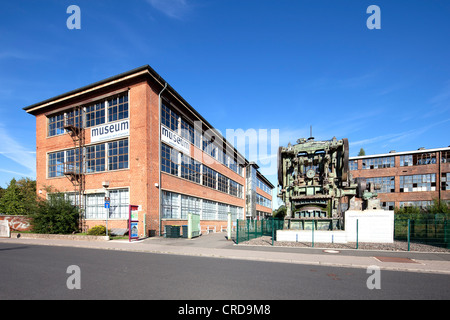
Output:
top-left (394, 214), bottom-right (450, 250)
top-left (234, 218), bottom-right (284, 245)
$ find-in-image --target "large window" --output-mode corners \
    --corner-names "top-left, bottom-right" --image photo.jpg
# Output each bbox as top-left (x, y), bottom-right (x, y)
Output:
top-left (442, 173), bottom-right (450, 191)
top-left (399, 174), bottom-right (436, 192)
top-left (217, 173), bottom-right (229, 193)
top-left (256, 193), bottom-right (271, 208)
top-left (65, 149), bottom-right (81, 174)
top-left (202, 200), bottom-right (216, 220)
top-left (202, 166), bottom-right (217, 189)
top-left (441, 151), bottom-right (450, 163)
top-left (162, 191), bottom-right (180, 219)
top-left (365, 176), bottom-right (395, 193)
top-left (257, 178), bottom-right (272, 194)
top-left (161, 144), bottom-right (178, 175)
top-left (48, 113), bottom-right (65, 136)
top-left (181, 195), bottom-right (201, 219)
top-left (161, 103), bottom-right (179, 132)
top-left (85, 144), bottom-right (106, 173)
top-left (180, 119), bottom-right (194, 144)
top-left (362, 156), bottom-right (394, 169)
top-left (48, 151), bottom-right (65, 177)
top-left (180, 153), bottom-right (201, 184)
top-left (108, 189), bottom-right (129, 219)
top-left (85, 102), bottom-right (105, 128)
top-left (108, 95), bottom-right (128, 122)
top-left (108, 139), bottom-right (129, 170)
top-left (85, 193), bottom-right (105, 219)
top-left (349, 160), bottom-right (358, 171)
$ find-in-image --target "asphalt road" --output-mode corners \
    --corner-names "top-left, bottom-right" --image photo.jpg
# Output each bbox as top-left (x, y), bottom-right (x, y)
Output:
top-left (0, 243), bottom-right (449, 301)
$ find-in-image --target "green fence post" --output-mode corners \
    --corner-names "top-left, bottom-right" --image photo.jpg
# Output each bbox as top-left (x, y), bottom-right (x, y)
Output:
top-left (247, 219), bottom-right (250, 242)
top-left (356, 219), bottom-right (359, 250)
top-left (236, 219), bottom-right (239, 244)
top-left (407, 219), bottom-right (410, 252)
top-left (272, 218), bottom-right (275, 246)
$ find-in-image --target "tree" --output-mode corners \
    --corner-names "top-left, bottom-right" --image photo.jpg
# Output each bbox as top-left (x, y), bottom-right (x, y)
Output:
top-left (0, 178), bottom-right (37, 215)
top-left (273, 205), bottom-right (286, 219)
top-left (31, 193), bottom-right (80, 234)
top-left (358, 148), bottom-right (366, 156)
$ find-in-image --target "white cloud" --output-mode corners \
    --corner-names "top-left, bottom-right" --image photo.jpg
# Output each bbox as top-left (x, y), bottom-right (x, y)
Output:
top-left (147, 0), bottom-right (193, 19)
top-left (0, 125), bottom-right (36, 176)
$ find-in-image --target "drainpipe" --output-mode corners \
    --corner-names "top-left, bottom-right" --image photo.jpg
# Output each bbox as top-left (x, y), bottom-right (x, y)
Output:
top-left (158, 83), bottom-right (168, 236)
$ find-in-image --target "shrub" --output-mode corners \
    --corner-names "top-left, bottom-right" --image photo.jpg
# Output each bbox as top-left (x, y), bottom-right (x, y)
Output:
top-left (31, 193), bottom-right (80, 234)
top-left (87, 225), bottom-right (108, 236)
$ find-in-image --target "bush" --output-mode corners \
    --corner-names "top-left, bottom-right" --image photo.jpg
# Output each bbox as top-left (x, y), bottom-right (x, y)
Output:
top-left (31, 193), bottom-right (80, 234)
top-left (87, 225), bottom-right (108, 236)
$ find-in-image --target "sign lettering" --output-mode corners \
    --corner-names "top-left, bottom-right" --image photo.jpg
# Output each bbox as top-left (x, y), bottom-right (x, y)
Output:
top-left (161, 124), bottom-right (191, 155)
top-left (90, 120), bottom-right (129, 143)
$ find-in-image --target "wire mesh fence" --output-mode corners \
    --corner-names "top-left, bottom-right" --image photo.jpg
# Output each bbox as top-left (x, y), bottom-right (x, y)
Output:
top-left (234, 218), bottom-right (284, 245)
top-left (394, 214), bottom-right (450, 249)
top-left (233, 214), bottom-right (449, 250)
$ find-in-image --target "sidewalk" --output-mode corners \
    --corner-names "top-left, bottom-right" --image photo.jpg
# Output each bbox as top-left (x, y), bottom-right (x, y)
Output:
top-left (1, 232), bottom-right (449, 275)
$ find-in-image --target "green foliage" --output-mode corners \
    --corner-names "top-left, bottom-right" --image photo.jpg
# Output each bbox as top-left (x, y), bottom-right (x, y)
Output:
top-left (87, 225), bottom-right (108, 236)
top-left (31, 193), bottom-right (80, 234)
top-left (394, 199), bottom-right (450, 220)
top-left (358, 148), bottom-right (366, 156)
top-left (0, 178), bottom-right (37, 215)
top-left (273, 205), bottom-right (286, 219)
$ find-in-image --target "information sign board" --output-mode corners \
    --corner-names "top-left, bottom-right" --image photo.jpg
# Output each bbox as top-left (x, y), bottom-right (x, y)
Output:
top-left (129, 205), bottom-right (139, 242)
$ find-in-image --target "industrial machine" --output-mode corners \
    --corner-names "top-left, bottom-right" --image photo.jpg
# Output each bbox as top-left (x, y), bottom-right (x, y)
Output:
top-left (278, 136), bottom-right (368, 230)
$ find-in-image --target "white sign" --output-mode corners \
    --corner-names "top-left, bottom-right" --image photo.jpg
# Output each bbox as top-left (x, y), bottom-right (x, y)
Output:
top-left (91, 120), bottom-right (129, 143)
top-left (0, 220), bottom-right (10, 238)
top-left (161, 124), bottom-right (190, 155)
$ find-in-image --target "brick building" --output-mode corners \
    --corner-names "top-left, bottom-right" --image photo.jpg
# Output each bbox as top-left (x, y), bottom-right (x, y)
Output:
top-left (349, 147), bottom-right (450, 210)
top-left (23, 65), bottom-right (273, 237)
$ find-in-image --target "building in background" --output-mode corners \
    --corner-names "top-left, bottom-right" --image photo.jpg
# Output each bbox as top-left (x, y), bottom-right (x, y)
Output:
top-left (23, 65), bottom-right (273, 237)
top-left (350, 147), bottom-right (450, 210)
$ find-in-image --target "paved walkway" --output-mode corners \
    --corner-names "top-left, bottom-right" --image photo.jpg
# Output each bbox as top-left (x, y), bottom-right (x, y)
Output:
top-left (1, 232), bottom-right (449, 275)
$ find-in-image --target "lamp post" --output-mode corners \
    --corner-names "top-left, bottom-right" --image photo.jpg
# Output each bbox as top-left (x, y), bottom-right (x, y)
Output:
top-left (102, 181), bottom-right (110, 237)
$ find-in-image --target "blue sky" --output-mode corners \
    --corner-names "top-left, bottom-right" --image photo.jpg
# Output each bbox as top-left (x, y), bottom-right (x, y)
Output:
top-left (0, 1), bottom-right (449, 207)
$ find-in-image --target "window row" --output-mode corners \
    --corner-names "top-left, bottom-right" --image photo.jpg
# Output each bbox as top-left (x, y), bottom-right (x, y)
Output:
top-left (399, 174), bottom-right (436, 192)
top-left (66, 189), bottom-right (129, 220)
top-left (365, 176), bottom-right (395, 193)
top-left (400, 153), bottom-right (437, 166)
top-left (256, 193), bottom-right (271, 208)
top-left (361, 156), bottom-right (394, 170)
top-left (48, 94), bottom-right (128, 136)
top-left (48, 139), bottom-right (128, 177)
top-left (162, 190), bottom-right (243, 221)
top-left (256, 178), bottom-right (272, 194)
top-left (161, 103), bottom-right (243, 176)
top-left (399, 201), bottom-right (432, 209)
top-left (161, 143), bottom-right (243, 198)
top-left (351, 151), bottom-right (449, 170)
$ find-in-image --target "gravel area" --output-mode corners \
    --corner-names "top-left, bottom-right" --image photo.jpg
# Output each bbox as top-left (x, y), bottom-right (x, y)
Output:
top-left (239, 236), bottom-right (450, 253)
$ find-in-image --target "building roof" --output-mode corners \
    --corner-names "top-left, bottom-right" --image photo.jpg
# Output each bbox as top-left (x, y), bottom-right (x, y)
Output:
top-left (23, 65), bottom-right (260, 171)
top-left (349, 146), bottom-right (450, 160)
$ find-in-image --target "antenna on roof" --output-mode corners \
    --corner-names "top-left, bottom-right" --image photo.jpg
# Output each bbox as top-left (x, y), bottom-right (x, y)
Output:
top-left (308, 125), bottom-right (314, 140)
